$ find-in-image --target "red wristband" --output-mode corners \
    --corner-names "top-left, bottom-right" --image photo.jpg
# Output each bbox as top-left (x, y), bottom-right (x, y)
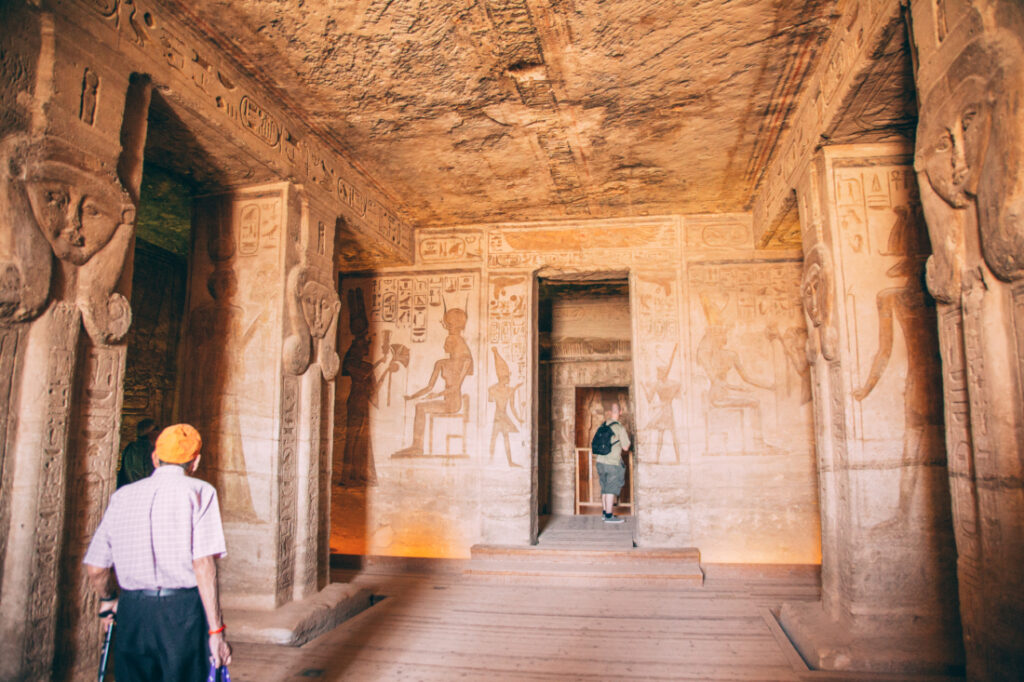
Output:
top-left (208, 624), bottom-right (225, 635)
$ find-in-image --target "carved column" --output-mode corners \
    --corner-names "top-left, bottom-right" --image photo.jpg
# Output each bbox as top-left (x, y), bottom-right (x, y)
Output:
top-left (184, 182), bottom-right (339, 610)
top-left (909, 1), bottom-right (1024, 677)
top-left (779, 143), bottom-right (962, 674)
top-left (0, 4), bottom-right (144, 674)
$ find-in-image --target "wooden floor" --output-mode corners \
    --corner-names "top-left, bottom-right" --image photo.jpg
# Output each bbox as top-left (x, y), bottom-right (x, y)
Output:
top-left (228, 562), bottom-right (963, 681)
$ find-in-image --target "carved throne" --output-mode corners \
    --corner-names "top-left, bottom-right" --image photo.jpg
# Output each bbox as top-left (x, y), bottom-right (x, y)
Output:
top-left (428, 394), bottom-right (470, 456)
top-left (703, 390), bottom-right (756, 454)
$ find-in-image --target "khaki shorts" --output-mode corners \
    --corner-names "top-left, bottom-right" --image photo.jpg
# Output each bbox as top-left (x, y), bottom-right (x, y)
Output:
top-left (596, 462), bottom-right (626, 495)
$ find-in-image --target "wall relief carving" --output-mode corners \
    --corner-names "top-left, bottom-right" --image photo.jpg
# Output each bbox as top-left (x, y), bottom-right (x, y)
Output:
top-left (1, 135), bottom-right (135, 344)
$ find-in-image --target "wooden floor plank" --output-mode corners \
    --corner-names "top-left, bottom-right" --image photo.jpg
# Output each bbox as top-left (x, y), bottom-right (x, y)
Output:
top-left (226, 564), bottom-right (961, 681)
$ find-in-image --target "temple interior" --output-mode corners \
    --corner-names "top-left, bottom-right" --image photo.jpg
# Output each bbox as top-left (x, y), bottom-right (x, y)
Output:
top-left (1, 0), bottom-right (1022, 679)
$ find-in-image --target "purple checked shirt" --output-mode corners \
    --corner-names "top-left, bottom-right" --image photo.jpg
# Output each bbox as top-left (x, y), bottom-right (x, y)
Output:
top-left (84, 466), bottom-right (227, 590)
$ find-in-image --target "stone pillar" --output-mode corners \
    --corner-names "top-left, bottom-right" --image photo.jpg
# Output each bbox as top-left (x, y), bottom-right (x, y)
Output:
top-left (184, 182), bottom-right (339, 610)
top-left (779, 143), bottom-right (962, 674)
top-left (909, 1), bottom-right (1024, 676)
top-left (0, 5), bottom-right (145, 676)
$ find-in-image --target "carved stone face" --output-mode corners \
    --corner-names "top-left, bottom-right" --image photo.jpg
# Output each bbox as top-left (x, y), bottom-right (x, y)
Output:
top-left (300, 281), bottom-right (335, 338)
top-left (917, 76), bottom-right (991, 209)
top-left (23, 160), bottom-right (133, 266)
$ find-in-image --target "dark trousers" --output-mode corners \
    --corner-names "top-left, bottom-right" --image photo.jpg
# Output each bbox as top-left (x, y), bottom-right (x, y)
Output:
top-left (115, 588), bottom-right (208, 682)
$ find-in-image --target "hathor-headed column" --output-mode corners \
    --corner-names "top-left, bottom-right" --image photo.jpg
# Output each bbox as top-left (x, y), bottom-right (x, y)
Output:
top-left (779, 143), bottom-right (962, 675)
top-left (183, 182), bottom-right (339, 610)
top-left (909, 0), bottom-right (1024, 677)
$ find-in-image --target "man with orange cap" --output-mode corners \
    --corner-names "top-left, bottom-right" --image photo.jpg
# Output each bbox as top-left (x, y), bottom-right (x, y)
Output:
top-left (84, 424), bottom-right (232, 680)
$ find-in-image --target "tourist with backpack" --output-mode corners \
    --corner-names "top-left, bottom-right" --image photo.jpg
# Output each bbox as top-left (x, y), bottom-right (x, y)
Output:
top-left (591, 402), bottom-right (631, 523)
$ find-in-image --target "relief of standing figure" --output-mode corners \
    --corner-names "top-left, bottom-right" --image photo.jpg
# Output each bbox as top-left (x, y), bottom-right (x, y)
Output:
top-left (339, 288), bottom-right (398, 486)
top-left (643, 344), bottom-right (682, 463)
top-left (488, 347), bottom-right (523, 467)
top-left (851, 208), bottom-right (944, 529)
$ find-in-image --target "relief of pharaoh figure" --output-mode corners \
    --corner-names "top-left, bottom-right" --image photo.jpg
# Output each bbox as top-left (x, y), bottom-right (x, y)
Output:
top-left (850, 207), bottom-right (944, 529)
top-left (1, 135), bottom-right (135, 343)
top-left (184, 266), bottom-right (261, 522)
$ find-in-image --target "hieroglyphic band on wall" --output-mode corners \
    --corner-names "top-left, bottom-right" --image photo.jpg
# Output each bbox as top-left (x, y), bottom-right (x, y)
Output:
top-left (55, 343), bottom-right (125, 680)
top-left (684, 214), bottom-right (755, 256)
top-left (23, 303), bottom-right (80, 678)
top-left (317, 378), bottom-right (332, 589)
top-left (418, 231), bottom-right (483, 265)
top-left (486, 221), bottom-right (679, 270)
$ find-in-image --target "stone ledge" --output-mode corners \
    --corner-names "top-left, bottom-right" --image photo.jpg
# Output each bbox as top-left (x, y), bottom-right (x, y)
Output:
top-left (777, 601), bottom-right (965, 676)
top-left (225, 583), bottom-right (373, 647)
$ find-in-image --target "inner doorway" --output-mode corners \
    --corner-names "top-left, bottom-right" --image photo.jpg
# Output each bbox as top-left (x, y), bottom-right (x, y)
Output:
top-left (575, 386), bottom-right (633, 517)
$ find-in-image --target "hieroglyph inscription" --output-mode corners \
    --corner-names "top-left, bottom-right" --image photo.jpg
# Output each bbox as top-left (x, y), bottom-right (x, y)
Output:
top-left (71, 0), bottom-right (412, 254)
top-left (370, 273), bottom-right (474, 343)
top-left (754, 0), bottom-right (902, 236)
top-left (23, 303), bottom-right (79, 678)
top-left (418, 232), bottom-right (483, 264)
top-left (276, 374), bottom-right (299, 604)
top-left (685, 216), bottom-right (753, 253)
top-left (55, 345), bottom-right (124, 680)
top-left (487, 222), bottom-right (678, 269)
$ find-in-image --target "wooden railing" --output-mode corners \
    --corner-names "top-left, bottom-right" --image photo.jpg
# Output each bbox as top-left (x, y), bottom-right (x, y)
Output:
top-left (575, 447), bottom-right (634, 515)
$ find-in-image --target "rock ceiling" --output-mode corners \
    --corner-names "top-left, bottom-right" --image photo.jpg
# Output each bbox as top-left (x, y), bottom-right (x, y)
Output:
top-left (170, 0), bottom-right (849, 226)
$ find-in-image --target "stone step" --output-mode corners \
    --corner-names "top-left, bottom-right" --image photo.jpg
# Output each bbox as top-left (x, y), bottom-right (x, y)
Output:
top-left (466, 544), bottom-right (704, 586)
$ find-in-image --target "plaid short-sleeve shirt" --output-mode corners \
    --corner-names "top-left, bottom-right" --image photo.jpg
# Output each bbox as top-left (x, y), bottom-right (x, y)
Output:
top-left (84, 465), bottom-right (227, 590)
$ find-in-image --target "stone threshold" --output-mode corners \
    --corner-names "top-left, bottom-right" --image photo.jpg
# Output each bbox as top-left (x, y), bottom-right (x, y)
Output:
top-left (225, 583), bottom-right (373, 647)
top-left (465, 544), bottom-right (704, 586)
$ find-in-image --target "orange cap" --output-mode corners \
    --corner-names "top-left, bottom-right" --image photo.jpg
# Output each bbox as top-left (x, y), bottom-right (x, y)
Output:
top-left (154, 424), bottom-right (202, 464)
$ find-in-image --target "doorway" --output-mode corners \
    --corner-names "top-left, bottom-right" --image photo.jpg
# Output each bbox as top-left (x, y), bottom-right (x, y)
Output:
top-left (534, 276), bottom-right (634, 541)
top-left (574, 386), bottom-right (633, 516)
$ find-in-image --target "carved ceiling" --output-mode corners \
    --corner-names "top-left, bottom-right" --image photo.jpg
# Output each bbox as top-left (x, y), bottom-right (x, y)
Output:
top-left (164, 1), bottom-right (918, 227)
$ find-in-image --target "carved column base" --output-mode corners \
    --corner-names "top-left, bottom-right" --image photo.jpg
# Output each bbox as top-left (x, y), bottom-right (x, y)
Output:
top-left (778, 601), bottom-right (964, 676)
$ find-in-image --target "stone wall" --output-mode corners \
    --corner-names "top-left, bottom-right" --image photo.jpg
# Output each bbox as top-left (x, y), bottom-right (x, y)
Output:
top-left (332, 215), bottom-right (820, 562)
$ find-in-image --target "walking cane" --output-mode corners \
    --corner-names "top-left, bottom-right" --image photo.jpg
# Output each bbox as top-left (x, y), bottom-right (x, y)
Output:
top-left (97, 610), bottom-right (115, 681)
top-left (207, 661), bottom-right (232, 682)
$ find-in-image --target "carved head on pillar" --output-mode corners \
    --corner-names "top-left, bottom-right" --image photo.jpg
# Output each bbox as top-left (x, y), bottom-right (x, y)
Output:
top-left (916, 16), bottom-right (1024, 283)
top-left (284, 264), bottom-right (341, 381)
top-left (1, 134), bottom-right (135, 343)
top-left (801, 243), bottom-right (838, 362)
